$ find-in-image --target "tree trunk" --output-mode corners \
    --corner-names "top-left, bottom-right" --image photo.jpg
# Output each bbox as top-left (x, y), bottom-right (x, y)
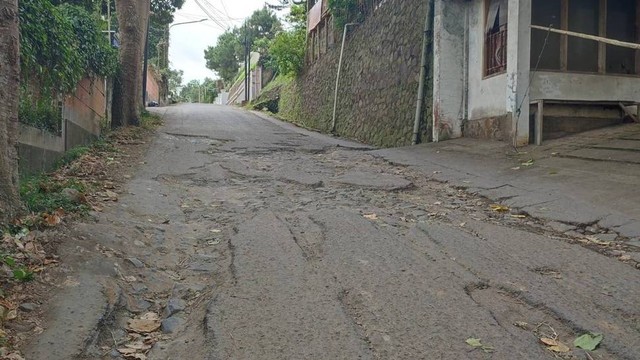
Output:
top-left (112, 0), bottom-right (150, 128)
top-left (0, 0), bottom-right (22, 225)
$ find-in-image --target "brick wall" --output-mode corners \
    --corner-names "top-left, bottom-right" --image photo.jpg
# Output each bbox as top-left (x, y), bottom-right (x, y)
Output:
top-left (146, 68), bottom-right (160, 104)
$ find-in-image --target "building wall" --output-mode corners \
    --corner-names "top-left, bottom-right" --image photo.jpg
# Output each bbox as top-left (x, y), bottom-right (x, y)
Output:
top-left (279, 0), bottom-right (431, 147)
top-left (466, 1), bottom-right (508, 121)
top-left (146, 68), bottom-right (160, 103)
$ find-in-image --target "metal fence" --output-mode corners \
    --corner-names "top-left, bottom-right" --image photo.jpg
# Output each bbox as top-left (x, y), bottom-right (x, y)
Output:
top-left (485, 28), bottom-right (508, 76)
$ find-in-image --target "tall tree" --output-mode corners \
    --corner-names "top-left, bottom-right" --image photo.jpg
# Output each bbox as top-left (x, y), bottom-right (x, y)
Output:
top-left (0, 0), bottom-right (22, 224)
top-left (112, 0), bottom-right (151, 127)
top-left (204, 7), bottom-right (282, 85)
top-left (204, 31), bottom-right (241, 84)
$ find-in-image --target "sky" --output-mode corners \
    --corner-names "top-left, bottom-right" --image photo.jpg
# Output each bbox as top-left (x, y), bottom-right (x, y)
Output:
top-left (169, 0), bottom-right (270, 83)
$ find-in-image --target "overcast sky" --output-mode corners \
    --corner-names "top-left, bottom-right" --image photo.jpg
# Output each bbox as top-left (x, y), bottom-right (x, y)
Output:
top-left (168, 0), bottom-right (271, 83)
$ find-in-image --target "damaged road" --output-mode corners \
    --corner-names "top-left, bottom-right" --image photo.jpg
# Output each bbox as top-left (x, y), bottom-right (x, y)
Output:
top-left (26, 104), bottom-right (639, 359)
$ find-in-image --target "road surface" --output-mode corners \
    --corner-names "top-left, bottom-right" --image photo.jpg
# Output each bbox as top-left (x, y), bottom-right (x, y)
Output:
top-left (29, 104), bottom-right (640, 359)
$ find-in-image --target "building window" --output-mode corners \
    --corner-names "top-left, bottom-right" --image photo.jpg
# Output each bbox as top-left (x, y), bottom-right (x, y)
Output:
top-left (567, 0), bottom-right (600, 72)
top-left (531, 0), bottom-right (562, 70)
top-left (607, 0), bottom-right (637, 74)
top-left (530, 0), bottom-right (639, 75)
top-left (485, 0), bottom-right (508, 76)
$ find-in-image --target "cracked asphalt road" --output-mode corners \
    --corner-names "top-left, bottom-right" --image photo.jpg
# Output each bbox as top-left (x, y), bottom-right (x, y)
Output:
top-left (28, 104), bottom-right (640, 359)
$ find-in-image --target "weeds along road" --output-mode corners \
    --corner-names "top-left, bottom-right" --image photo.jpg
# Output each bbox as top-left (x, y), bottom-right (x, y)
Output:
top-left (27, 104), bottom-right (639, 359)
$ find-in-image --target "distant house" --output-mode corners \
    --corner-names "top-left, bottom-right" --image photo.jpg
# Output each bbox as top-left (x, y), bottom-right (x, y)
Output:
top-left (433, 0), bottom-right (640, 145)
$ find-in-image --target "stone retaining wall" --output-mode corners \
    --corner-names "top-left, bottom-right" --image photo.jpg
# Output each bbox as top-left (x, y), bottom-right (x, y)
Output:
top-left (279, 0), bottom-right (431, 148)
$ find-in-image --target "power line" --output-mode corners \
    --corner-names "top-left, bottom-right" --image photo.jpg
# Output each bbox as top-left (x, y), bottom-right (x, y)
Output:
top-left (218, 0), bottom-right (230, 18)
top-left (193, 0), bottom-right (229, 30)
top-left (201, 0), bottom-right (243, 27)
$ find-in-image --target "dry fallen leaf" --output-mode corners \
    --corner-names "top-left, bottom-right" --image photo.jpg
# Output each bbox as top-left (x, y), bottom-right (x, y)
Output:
top-left (104, 190), bottom-right (118, 201)
top-left (118, 347), bottom-right (147, 360)
top-left (540, 338), bottom-right (559, 346)
top-left (124, 341), bottom-right (152, 351)
top-left (43, 213), bottom-right (62, 226)
top-left (548, 343), bottom-right (570, 353)
top-left (539, 338), bottom-right (570, 352)
top-left (5, 310), bottom-right (17, 320)
top-left (118, 348), bottom-right (138, 355)
top-left (490, 204), bottom-right (510, 212)
top-left (619, 255), bottom-right (631, 261)
top-left (510, 214), bottom-right (527, 219)
top-left (514, 321), bottom-right (529, 329)
top-left (363, 214), bottom-right (378, 220)
top-left (127, 313), bottom-right (161, 333)
top-left (585, 236), bottom-right (611, 246)
top-left (44, 258), bottom-right (59, 266)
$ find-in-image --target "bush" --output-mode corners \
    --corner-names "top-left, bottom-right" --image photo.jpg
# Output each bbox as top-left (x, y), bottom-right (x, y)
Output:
top-left (20, 176), bottom-right (88, 214)
top-left (328, 0), bottom-right (361, 29)
top-left (19, 0), bottom-right (118, 94)
top-left (18, 94), bottom-right (63, 134)
top-left (269, 28), bottom-right (306, 76)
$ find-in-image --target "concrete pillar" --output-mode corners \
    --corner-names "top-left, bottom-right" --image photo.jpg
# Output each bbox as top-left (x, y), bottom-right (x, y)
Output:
top-left (505, 0), bottom-right (532, 146)
top-left (432, 0), bottom-right (466, 142)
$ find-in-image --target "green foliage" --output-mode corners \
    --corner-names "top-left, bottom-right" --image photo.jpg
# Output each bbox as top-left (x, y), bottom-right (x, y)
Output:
top-left (151, 0), bottom-right (185, 26)
top-left (51, 0), bottom-right (99, 12)
top-left (265, 4), bottom-right (307, 76)
top-left (141, 111), bottom-right (164, 129)
top-left (269, 27), bottom-right (306, 76)
top-left (204, 7), bottom-right (282, 84)
top-left (165, 68), bottom-right (184, 100)
top-left (20, 175), bottom-right (88, 214)
top-left (19, 0), bottom-right (84, 93)
top-left (19, 0), bottom-right (118, 95)
top-left (179, 78), bottom-right (218, 103)
top-left (328, 0), bottom-right (361, 29)
top-left (287, 3), bottom-right (307, 30)
top-left (18, 93), bottom-right (63, 134)
top-left (0, 255), bottom-right (34, 282)
top-left (56, 146), bottom-right (90, 168)
top-left (58, 4), bottom-right (119, 78)
top-left (205, 31), bottom-right (242, 84)
top-left (243, 7), bottom-right (283, 45)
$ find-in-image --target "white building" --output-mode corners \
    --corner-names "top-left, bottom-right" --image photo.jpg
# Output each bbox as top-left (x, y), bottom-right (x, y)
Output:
top-left (432, 0), bottom-right (640, 145)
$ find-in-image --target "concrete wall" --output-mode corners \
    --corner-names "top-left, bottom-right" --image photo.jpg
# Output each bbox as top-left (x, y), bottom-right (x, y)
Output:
top-left (18, 124), bottom-right (65, 176)
top-left (531, 72), bottom-right (640, 102)
top-left (279, 0), bottom-right (430, 147)
top-left (19, 76), bottom-right (106, 175)
top-left (63, 77), bottom-right (104, 147)
top-left (432, 0), bottom-right (466, 142)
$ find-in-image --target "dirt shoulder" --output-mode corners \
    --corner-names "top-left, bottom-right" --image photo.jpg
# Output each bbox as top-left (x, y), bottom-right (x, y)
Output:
top-left (0, 119), bottom-right (158, 360)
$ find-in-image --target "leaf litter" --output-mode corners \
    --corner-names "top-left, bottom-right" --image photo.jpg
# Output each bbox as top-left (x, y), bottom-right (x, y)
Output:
top-left (0, 125), bottom-right (158, 358)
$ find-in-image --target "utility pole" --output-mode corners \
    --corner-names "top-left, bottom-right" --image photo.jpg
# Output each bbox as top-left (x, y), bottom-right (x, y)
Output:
top-left (244, 20), bottom-right (250, 103)
top-left (142, 2), bottom-right (151, 107)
